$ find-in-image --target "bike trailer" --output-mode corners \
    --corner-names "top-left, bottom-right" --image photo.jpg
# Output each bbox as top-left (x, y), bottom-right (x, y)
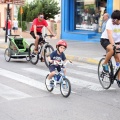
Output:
top-left (9, 37), bottom-right (29, 56)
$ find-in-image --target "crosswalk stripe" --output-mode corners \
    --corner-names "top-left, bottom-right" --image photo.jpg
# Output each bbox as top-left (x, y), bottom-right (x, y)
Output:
top-left (23, 68), bottom-right (115, 91)
top-left (0, 83), bottom-right (31, 100)
top-left (77, 64), bottom-right (97, 71)
top-left (67, 69), bottom-right (97, 79)
top-left (0, 68), bottom-right (60, 95)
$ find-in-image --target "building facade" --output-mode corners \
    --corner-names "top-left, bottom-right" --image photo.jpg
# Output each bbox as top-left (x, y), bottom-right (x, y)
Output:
top-left (0, 0), bottom-right (24, 28)
top-left (61, 0), bottom-right (119, 41)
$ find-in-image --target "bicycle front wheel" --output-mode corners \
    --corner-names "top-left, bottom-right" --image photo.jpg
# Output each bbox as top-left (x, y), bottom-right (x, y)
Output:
top-left (60, 78), bottom-right (71, 97)
top-left (44, 45), bottom-right (54, 68)
top-left (29, 43), bottom-right (39, 65)
top-left (98, 58), bottom-right (112, 89)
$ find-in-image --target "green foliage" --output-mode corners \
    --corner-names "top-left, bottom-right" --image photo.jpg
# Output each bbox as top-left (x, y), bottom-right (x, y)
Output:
top-left (18, 21), bottom-right (27, 31)
top-left (18, 0), bottom-right (60, 22)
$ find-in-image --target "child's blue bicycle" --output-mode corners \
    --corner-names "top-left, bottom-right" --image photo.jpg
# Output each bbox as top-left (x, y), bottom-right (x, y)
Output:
top-left (45, 60), bottom-right (72, 98)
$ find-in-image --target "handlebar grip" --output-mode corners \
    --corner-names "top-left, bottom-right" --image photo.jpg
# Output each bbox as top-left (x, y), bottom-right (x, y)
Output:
top-left (44, 34), bottom-right (54, 38)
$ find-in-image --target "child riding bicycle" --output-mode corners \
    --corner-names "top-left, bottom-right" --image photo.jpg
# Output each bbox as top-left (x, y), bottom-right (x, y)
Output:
top-left (46, 40), bottom-right (68, 85)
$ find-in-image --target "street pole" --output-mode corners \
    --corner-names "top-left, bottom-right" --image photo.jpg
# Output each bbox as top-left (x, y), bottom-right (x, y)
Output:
top-left (20, 6), bottom-right (23, 36)
top-left (5, 3), bottom-right (10, 43)
top-left (21, 11), bottom-right (22, 36)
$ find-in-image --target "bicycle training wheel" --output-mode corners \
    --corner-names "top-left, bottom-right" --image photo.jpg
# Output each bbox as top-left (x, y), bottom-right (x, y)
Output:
top-left (60, 78), bottom-right (71, 97)
top-left (44, 45), bottom-right (54, 68)
top-left (29, 43), bottom-right (39, 65)
top-left (4, 48), bottom-right (11, 62)
top-left (98, 58), bottom-right (112, 89)
top-left (45, 74), bottom-right (54, 92)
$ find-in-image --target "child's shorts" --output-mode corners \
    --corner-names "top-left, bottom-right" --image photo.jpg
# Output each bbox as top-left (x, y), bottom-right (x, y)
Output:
top-left (49, 65), bottom-right (65, 72)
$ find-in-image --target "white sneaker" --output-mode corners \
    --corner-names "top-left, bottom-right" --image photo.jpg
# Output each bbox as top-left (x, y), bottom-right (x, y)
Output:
top-left (46, 79), bottom-right (50, 86)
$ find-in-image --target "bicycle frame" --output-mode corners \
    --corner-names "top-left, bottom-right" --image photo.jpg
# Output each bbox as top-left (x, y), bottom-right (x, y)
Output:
top-left (108, 59), bottom-right (120, 82)
top-left (37, 35), bottom-right (51, 53)
top-left (114, 65), bottom-right (120, 80)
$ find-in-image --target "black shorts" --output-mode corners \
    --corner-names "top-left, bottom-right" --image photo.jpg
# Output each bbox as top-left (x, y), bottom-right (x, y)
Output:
top-left (30, 31), bottom-right (43, 41)
top-left (49, 65), bottom-right (64, 72)
top-left (13, 27), bottom-right (18, 30)
top-left (100, 38), bottom-right (110, 50)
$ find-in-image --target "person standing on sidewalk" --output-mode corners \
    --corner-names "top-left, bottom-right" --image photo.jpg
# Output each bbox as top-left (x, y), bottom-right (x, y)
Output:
top-left (101, 13), bottom-right (109, 33)
top-left (12, 18), bottom-right (18, 34)
top-left (30, 13), bottom-right (55, 54)
top-left (100, 10), bottom-right (120, 85)
top-left (4, 18), bottom-right (12, 35)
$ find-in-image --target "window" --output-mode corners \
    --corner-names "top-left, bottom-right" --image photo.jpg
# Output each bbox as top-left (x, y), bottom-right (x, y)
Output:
top-left (75, 0), bottom-right (107, 32)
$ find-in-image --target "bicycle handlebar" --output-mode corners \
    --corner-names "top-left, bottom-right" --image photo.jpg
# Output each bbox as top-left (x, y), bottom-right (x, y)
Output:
top-left (7, 35), bottom-right (21, 39)
top-left (44, 34), bottom-right (54, 38)
top-left (53, 60), bottom-right (72, 66)
top-left (7, 35), bottom-right (20, 36)
top-left (113, 45), bottom-right (120, 55)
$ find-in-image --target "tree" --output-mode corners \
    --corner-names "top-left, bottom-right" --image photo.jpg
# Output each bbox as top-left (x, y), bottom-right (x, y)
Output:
top-left (18, 0), bottom-right (60, 22)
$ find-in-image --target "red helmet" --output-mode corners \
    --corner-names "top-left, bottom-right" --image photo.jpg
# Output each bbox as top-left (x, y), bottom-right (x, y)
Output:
top-left (56, 40), bottom-right (67, 48)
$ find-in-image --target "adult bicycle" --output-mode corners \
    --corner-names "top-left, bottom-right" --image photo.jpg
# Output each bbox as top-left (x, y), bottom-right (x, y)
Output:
top-left (98, 47), bottom-right (120, 89)
top-left (45, 60), bottom-right (72, 97)
top-left (29, 34), bottom-right (54, 67)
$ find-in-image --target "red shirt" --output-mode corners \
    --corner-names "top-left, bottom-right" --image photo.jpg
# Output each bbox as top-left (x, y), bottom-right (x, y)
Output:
top-left (30, 18), bottom-right (48, 32)
top-left (5, 20), bottom-right (11, 29)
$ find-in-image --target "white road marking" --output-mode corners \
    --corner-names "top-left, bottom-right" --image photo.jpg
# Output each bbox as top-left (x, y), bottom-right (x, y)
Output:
top-left (0, 83), bottom-right (31, 100)
top-left (0, 68), bottom-right (60, 95)
top-left (77, 64), bottom-right (97, 71)
top-left (23, 68), bottom-right (115, 91)
top-left (67, 69), bottom-right (97, 79)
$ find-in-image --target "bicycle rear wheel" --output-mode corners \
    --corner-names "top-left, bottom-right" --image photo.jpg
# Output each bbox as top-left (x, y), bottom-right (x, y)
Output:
top-left (98, 58), bottom-right (112, 89)
top-left (60, 78), bottom-right (71, 97)
top-left (4, 48), bottom-right (11, 62)
top-left (44, 45), bottom-right (54, 68)
top-left (29, 43), bottom-right (39, 65)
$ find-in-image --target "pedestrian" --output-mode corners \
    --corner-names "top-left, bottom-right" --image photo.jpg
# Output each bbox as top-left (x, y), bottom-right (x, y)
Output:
top-left (101, 13), bottom-right (109, 33)
top-left (4, 18), bottom-right (12, 35)
top-left (30, 13), bottom-right (55, 54)
top-left (12, 18), bottom-right (18, 34)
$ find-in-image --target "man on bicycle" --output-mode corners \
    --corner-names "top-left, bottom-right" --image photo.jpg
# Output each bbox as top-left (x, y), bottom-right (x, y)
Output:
top-left (30, 13), bottom-right (55, 53)
top-left (100, 10), bottom-right (120, 84)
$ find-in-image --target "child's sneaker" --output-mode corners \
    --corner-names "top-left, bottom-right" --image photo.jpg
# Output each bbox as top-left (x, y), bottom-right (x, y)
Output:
top-left (46, 79), bottom-right (50, 86)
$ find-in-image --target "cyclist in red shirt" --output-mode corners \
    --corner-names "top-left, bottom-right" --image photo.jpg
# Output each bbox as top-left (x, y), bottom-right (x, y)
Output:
top-left (30, 13), bottom-right (55, 53)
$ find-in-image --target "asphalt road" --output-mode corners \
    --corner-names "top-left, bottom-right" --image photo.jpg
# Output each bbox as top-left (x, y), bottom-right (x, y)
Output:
top-left (0, 48), bottom-right (120, 120)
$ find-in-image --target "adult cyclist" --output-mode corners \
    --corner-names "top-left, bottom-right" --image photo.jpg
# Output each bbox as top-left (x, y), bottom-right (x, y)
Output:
top-left (30, 13), bottom-right (55, 53)
top-left (100, 10), bottom-right (120, 85)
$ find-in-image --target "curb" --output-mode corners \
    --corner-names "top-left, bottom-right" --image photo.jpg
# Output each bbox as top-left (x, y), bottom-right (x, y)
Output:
top-left (0, 43), bottom-right (99, 65)
top-left (0, 44), bottom-right (7, 49)
top-left (66, 54), bottom-right (99, 65)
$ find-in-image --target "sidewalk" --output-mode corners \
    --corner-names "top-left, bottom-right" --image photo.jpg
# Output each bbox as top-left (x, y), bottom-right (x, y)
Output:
top-left (0, 32), bottom-right (105, 65)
